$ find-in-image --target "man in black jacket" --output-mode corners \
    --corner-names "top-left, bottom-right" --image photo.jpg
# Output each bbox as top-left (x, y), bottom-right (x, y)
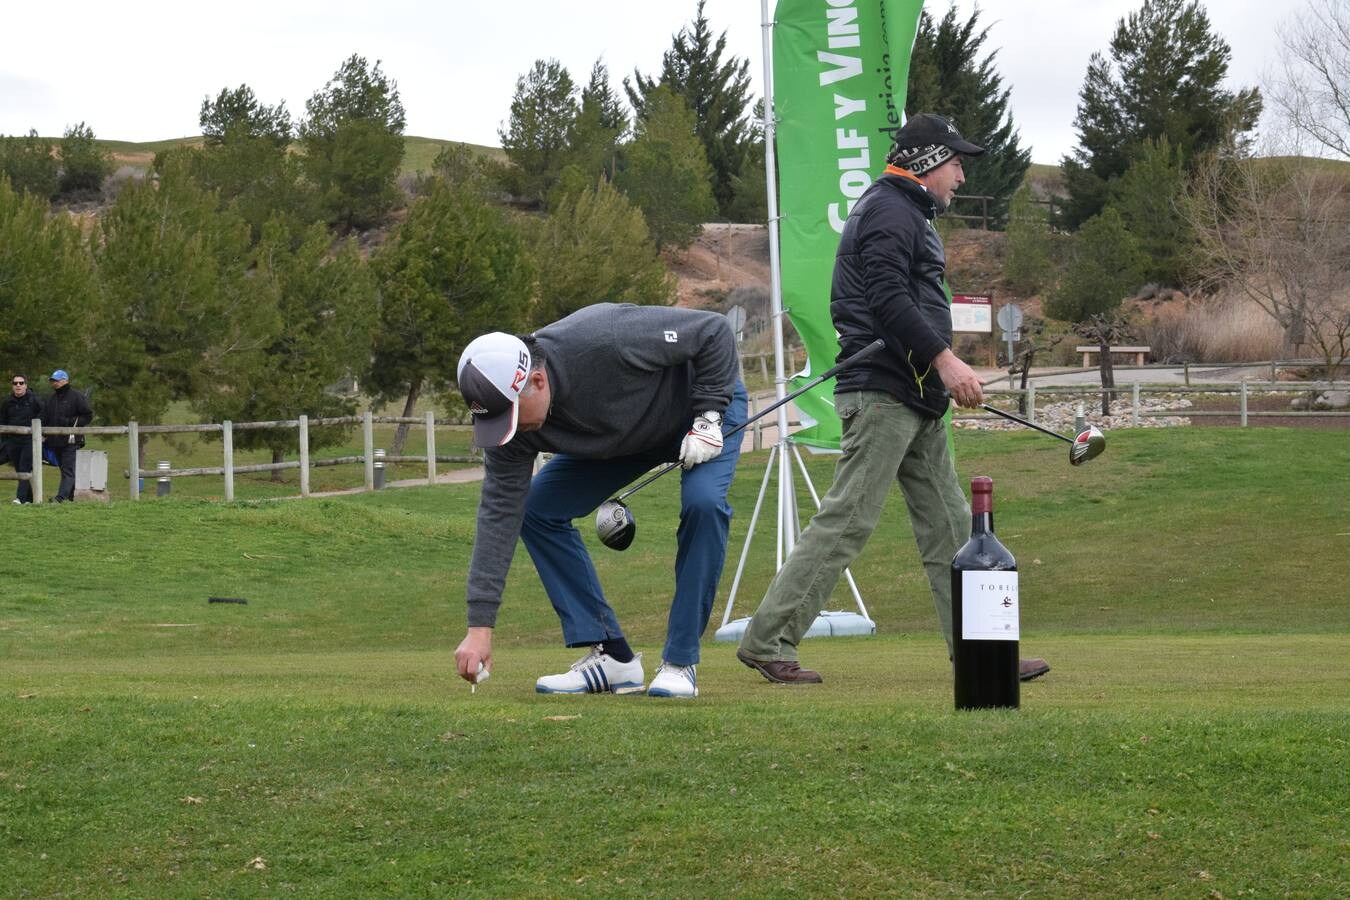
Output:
top-left (41, 369), bottom-right (93, 503)
top-left (738, 114), bottom-right (1050, 685)
top-left (0, 373), bottom-right (43, 504)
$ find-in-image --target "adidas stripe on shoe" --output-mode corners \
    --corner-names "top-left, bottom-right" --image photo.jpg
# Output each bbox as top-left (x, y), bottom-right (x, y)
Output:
top-left (535, 646), bottom-right (645, 695)
top-left (647, 661), bottom-right (698, 698)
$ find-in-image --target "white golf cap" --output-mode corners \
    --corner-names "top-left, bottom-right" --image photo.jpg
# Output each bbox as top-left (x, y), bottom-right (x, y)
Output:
top-left (457, 332), bottom-right (531, 447)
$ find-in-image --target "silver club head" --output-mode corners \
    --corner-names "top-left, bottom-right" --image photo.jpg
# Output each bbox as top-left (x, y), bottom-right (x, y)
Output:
top-left (595, 499), bottom-right (636, 551)
top-left (1070, 426), bottom-right (1106, 466)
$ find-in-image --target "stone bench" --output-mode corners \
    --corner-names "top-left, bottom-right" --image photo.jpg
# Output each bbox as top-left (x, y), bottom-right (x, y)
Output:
top-left (1077, 345), bottom-right (1151, 367)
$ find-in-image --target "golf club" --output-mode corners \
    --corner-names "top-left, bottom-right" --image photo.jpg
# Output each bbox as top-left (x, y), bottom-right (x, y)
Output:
top-left (595, 338), bottom-right (886, 550)
top-left (979, 404), bottom-right (1106, 466)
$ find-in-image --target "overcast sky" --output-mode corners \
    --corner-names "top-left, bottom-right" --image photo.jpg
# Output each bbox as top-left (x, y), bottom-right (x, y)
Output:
top-left (1, 0), bottom-right (1283, 165)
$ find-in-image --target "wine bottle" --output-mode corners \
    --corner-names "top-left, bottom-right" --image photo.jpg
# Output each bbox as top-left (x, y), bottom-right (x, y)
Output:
top-left (951, 476), bottom-right (1019, 710)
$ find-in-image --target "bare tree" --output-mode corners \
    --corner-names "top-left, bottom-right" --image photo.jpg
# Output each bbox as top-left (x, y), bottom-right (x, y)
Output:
top-left (1304, 298), bottom-right (1350, 381)
top-left (999, 319), bottom-right (1064, 416)
top-left (1186, 152), bottom-right (1350, 373)
top-left (1073, 313), bottom-right (1135, 416)
top-left (1270, 0), bottom-right (1350, 160)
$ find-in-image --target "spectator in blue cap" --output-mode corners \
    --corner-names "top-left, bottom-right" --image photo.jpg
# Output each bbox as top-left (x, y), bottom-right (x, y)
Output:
top-left (41, 369), bottom-right (93, 502)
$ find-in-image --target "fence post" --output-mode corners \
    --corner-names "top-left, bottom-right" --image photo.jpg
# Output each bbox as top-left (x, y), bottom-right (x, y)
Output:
top-left (30, 419), bottom-right (43, 504)
top-left (1239, 379), bottom-right (1248, 427)
top-left (223, 420), bottom-right (234, 501)
top-left (128, 420), bottom-right (139, 500)
top-left (299, 414), bottom-right (310, 498)
top-left (1027, 383), bottom-right (1037, 424)
top-left (425, 411), bottom-right (436, 485)
top-left (1184, 362), bottom-right (1190, 387)
top-left (363, 411), bottom-right (375, 492)
top-left (1132, 383), bottom-right (1141, 428)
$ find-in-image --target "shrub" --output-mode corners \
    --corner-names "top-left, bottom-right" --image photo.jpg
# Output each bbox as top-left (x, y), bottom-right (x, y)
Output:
top-left (0, 131), bottom-right (58, 199)
top-left (58, 122), bottom-right (114, 196)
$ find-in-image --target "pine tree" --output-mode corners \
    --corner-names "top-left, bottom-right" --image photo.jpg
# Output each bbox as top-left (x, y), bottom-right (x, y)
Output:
top-left (557, 60), bottom-right (626, 191)
top-left (530, 178), bottom-right (674, 323)
top-left (0, 131), bottom-right (59, 200)
top-left (57, 123), bottom-right (113, 197)
top-left (1045, 208), bottom-right (1145, 322)
top-left (616, 86), bottom-right (717, 250)
top-left (625, 0), bottom-right (752, 217)
top-left (88, 159), bottom-right (278, 430)
top-left (189, 84), bottom-right (319, 244)
top-left (200, 85), bottom-right (292, 147)
top-left (193, 219), bottom-right (376, 476)
top-left (1060, 0), bottom-right (1261, 229)
top-left (499, 59), bottom-right (578, 206)
top-left (368, 176), bottom-right (533, 452)
top-left (724, 99), bottom-right (767, 224)
top-left (0, 176), bottom-right (97, 376)
top-left (299, 55), bottom-right (407, 232)
top-left (904, 6), bottom-right (1031, 227)
top-left (1002, 186), bottom-right (1055, 296)
top-left (1108, 136), bottom-right (1192, 286)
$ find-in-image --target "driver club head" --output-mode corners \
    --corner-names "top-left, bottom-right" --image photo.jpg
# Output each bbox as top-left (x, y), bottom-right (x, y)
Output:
top-left (595, 499), bottom-right (636, 551)
top-left (1070, 425), bottom-right (1106, 466)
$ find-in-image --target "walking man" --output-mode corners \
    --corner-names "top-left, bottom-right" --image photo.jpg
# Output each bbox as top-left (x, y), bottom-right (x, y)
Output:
top-left (453, 303), bottom-right (747, 699)
top-left (736, 114), bottom-right (1050, 684)
top-left (41, 369), bottom-right (93, 503)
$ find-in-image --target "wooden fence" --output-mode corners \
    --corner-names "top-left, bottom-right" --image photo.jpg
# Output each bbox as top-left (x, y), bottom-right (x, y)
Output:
top-left (742, 378), bottom-right (1345, 450)
top-left (961, 380), bottom-right (1347, 428)
top-left (3, 379), bottom-right (1343, 503)
top-left (0, 411), bottom-right (477, 505)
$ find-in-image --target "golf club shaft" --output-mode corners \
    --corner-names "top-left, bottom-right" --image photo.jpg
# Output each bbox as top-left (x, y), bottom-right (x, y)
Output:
top-left (980, 403), bottom-right (1074, 444)
top-left (616, 339), bottom-right (886, 501)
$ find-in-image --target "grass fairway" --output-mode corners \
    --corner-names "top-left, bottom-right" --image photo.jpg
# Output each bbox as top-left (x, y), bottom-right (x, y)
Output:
top-left (3, 427), bottom-right (1347, 896)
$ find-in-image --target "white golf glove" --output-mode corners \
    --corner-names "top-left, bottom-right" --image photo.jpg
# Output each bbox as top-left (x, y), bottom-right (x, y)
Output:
top-left (679, 411), bottom-right (724, 469)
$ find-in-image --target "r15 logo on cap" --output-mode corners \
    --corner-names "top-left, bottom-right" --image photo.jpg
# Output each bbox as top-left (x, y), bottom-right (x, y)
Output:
top-left (664, 331), bottom-right (678, 343)
top-left (510, 350), bottom-right (528, 394)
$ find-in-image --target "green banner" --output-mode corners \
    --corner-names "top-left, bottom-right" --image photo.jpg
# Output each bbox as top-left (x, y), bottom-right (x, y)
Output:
top-left (773, 0), bottom-right (924, 448)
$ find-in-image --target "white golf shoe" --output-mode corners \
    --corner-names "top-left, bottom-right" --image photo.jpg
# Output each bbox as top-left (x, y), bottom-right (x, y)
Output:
top-left (647, 661), bottom-right (698, 698)
top-left (535, 646), bottom-right (645, 695)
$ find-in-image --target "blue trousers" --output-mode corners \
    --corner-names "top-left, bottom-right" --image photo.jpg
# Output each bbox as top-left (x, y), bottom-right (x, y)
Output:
top-left (520, 384), bottom-right (746, 666)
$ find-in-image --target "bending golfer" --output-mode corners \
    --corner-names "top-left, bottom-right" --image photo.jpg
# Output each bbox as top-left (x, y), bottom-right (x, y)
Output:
top-left (736, 114), bottom-right (1049, 685)
top-left (453, 303), bottom-right (747, 698)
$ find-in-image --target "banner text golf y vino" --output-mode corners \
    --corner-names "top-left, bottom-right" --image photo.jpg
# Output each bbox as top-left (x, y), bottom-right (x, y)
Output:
top-left (772, 0), bottom-right (923, 447)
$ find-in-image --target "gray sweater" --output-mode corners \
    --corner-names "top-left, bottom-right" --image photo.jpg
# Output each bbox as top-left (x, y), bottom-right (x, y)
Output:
top-left (465, 303), bottom-right (738, 627)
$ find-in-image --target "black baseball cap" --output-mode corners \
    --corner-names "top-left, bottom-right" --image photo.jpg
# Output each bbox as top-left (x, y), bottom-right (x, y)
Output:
top-left (892, 114), bottom-right (986, 156)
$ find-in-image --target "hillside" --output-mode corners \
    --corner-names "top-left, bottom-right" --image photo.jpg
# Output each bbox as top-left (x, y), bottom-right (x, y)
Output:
top-left (90, 134), bottom-right (502, 181)
top-left (667, 223), bottom-right (1023, 350)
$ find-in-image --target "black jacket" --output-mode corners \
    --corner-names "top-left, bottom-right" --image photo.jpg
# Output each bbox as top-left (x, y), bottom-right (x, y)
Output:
top-left (0, 392), bottom-right (43, 445)
top-left (830, 170), bottom-right (953, 419)
top-left (40, 384), bottom-right (93, 449)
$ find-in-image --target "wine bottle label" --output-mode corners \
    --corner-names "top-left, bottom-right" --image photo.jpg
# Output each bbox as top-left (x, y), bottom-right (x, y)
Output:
top-left (960, 571), bottom-right (1020, 640)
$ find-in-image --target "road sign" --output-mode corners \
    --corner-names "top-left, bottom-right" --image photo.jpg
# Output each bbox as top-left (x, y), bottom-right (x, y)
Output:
top-left (724, 305), bottom-right (746, 340)
top-left (996, 303), bottom-right (1023, 332)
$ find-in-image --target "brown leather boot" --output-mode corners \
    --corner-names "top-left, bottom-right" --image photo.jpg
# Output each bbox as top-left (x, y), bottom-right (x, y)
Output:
top-left (1019, 658), bottom-right (1051, 681)
top-left (737, 649), bottom-right (824, 684)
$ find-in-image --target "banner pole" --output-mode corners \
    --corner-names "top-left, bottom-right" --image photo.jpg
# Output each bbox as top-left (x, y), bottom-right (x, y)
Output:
top-left (714, 0), bottom-right (874, 641)
top-left (761, 0), bottom-right (788, 417)
top-left (761, 0), bottom-right (796, 559)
